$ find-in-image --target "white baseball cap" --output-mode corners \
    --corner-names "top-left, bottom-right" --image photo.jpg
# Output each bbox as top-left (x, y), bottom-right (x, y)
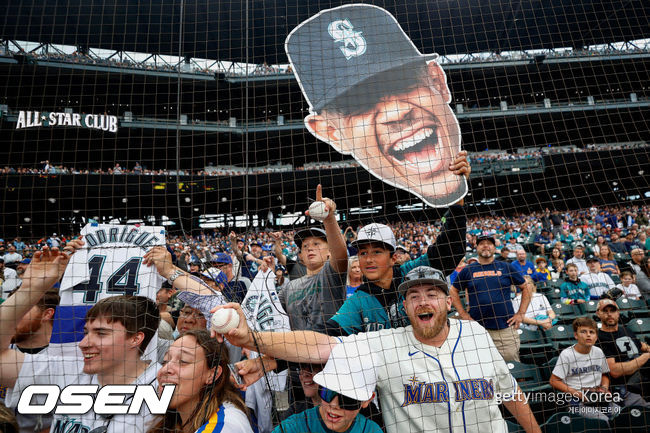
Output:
top-left (313, 339), bottom-right (377, 402)
top-left (351, 223), bottom-right (396, 252)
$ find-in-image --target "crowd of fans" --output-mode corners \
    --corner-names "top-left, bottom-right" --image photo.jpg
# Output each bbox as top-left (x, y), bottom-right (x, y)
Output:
top-left (1, 142), bottom-right (646, 178)
top-left (2, 196), bottom-right (650, 433)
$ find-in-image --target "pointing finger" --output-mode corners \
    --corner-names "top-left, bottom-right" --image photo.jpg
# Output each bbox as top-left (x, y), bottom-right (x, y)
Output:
top-left (316, 184), bottom-right (322, 201)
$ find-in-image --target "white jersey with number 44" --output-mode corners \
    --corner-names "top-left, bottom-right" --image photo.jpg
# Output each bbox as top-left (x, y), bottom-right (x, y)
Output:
top-left (60, 223), bottom-right (166, 304)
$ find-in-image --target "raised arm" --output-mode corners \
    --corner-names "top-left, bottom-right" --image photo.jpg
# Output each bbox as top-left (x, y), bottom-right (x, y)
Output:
top-left (0, 241), bottom-right (83, 387)
top-left (270, 231), bottom-right (287, 266)
top-left (143, 246), bottom-right (218, 296)
top-left (308, 184), bottom-right (348, 274)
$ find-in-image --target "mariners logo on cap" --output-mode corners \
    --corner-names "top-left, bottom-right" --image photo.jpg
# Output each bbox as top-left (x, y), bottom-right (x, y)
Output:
top-left (364, 226), bottom-right (380, 237)
top-left (328, 19), bottom-right (366, 60)
top-left (408, 267), bottom-right (445, 283)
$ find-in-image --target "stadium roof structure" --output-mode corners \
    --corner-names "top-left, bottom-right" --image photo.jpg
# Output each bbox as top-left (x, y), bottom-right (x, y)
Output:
top-left (2, 0), bottom-right (649, 64)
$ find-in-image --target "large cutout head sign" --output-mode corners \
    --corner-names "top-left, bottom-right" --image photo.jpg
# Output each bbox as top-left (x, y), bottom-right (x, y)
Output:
top-left (286, 4), bottom-right (467, 207)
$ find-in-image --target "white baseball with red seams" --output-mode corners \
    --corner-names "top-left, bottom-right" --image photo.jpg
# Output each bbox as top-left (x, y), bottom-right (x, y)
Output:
top-left (211, 308), bottom-right (240, 334)
top-left (308, 201), bottom-right (329, 222)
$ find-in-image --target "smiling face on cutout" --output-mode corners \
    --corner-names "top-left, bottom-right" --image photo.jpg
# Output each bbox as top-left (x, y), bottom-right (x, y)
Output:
top-left (307, 61), bottom-right (464, 207)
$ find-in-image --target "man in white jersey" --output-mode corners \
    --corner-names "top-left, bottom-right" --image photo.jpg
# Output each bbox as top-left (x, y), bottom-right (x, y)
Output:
top-left (214, 266), bottom-right (541, 433)
top-left (0, 241), bottom-right (163, 433)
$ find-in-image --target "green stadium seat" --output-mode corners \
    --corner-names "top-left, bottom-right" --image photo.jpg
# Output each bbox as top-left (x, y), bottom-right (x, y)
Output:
top-left (506, 420), bottom-right (526, 433)
top-left (519, 328), bottom-right (556, 366)
top-left (542, 412), bottom-right (611, 433)
top-left (583, 300), bottom-right (599, 315)
top-left (550, 303), bottom-right (581, 324)
top-left (616, 298), bottom-right (650, 319)
top-left (611, 406), bottom-right (650, 433)
top-left (506, 361), bottom-right (552, 392)
top-left (626, 318), bottom-right (650, 335)
top-left (545, 325), bottom-right (575, 350)
top-left (540, 356), bottom-right (559, 382)
top-left (548, 289), bottom-right (563, 304)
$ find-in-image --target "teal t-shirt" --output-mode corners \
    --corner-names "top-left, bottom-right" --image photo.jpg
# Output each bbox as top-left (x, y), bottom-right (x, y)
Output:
top-left (272, 407), bottom-right (383, 433)
top-left (329, 255), bottom-right (430, 334)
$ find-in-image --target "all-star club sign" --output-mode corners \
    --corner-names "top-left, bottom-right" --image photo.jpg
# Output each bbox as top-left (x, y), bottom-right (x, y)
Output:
top-left (14, 110), bottom-right (119, 133)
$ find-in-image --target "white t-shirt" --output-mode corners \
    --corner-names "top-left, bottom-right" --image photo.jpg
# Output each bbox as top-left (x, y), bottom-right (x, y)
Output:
top-left (616, 283), bottom-right (642, 299)
top-left (580, 272), bottom-right (616, 298)
top-left (1, 267), bottom-right (21, 298)
top-left (566, 257), bottom-right (588, 275)
top-left (6, 354), bottom-right (160, 433)
top-left (552, 345), bottom-right (609, 391)
top-left (324, 320), bottom-right (516, 433)
top-left (512, 292), bottom-right (553, 331)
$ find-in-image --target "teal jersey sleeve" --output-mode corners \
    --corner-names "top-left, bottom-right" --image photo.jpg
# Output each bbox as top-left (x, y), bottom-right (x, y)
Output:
top-left (330, 290), bottom-right (394, 334)
top-left (400, 254), bottom-right (430, 276)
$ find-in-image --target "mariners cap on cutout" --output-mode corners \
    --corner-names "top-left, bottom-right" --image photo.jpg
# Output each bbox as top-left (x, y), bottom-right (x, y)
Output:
top-left (285, 4), bottom-right (437, 112)
top-left (351, 223), bottom-right (396, 252)
top-left (398, 266), bottom-right (449, 296)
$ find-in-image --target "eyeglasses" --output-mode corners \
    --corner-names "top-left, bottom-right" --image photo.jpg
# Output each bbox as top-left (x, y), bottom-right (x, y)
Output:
top-left (179, 309), bottom-right (204, 319)
top-left (318, 386), bottom-right (363, 411)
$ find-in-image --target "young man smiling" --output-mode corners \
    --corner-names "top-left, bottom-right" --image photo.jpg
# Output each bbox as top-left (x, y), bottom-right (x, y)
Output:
top-left (0, 241), bottom-right (163, 433)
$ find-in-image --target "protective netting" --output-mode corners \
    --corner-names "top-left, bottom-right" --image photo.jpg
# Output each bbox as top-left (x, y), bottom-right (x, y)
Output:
top-left (0, 1), bottom-right (650, 432)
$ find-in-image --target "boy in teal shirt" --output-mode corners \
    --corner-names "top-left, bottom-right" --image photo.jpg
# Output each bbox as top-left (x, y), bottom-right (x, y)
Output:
top-left (316, 204), bottom-right (466, 336)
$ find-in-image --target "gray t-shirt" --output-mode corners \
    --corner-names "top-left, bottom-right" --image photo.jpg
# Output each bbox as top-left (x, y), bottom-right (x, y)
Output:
top-left (278, 261), bottom-right (345, 331)
top-left (552, 345), bottom-right (609, 390)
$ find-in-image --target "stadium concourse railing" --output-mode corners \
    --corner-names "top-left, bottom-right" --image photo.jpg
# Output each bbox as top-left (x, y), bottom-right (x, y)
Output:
top-left (2, 97), bottom-right (649, 134)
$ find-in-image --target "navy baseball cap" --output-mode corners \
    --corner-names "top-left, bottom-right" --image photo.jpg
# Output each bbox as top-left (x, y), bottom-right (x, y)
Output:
top-left (285, 4), bottom-right (437, 112)
top-left (294, 227), bottom-right (328, 250)
top-left (476, 235), bottom-right (496, 245)
top-left (20, 258), bottom-right (31, 265)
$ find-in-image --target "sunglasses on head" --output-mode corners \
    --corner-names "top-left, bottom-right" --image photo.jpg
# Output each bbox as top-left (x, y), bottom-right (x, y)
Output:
top-left (318, 386), bottom-right (364, 411)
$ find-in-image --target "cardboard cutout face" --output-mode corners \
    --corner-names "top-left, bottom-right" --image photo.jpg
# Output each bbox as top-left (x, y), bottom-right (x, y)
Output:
top-left (286, 4), bottom-right (467, 207)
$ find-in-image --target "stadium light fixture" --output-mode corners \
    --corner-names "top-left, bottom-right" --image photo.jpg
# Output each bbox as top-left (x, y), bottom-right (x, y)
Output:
top-left (48, 198), bottom-right (56, 203)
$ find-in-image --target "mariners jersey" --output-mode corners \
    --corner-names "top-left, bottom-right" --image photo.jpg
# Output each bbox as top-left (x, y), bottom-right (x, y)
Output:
top-left (330, 320), bottom-right (516, 433)
top-left (55, 224), bottom-right (165, 354)
top-left (60, 223), bottom-right (166, 304)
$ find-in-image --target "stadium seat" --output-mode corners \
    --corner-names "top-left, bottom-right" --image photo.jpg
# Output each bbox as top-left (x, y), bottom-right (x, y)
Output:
top-left (519, 328), bottom-right (556, 366)
top-left (540, 356), bottom-right (559, 382)
top-left (611, 405), bottom-right (650, 433)
top-left (550, 303), bottom-right (581, 325)
top-left (626, 318), bottom-right (650, 335)
top-left (506, 420), bottom-right (526, 433)
top-left (548, 289), bottom-right (563, 304)
top-left (542, 412), bottom-right (611, 433)
top-left (583, 300), bottom-right (599, 315)
top-left (616, 298), bottom-right (650, 319)
top-left (545, 325), bottom-right (575, 350)
top-left (506, 361), bottom-right (552, 392)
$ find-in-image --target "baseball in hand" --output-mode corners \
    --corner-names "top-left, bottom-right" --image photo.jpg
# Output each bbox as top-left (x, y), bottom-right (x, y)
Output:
top-left (211, 308), bottom-right (240, 334)
top-left (308, 201), bottom-right (330, 222)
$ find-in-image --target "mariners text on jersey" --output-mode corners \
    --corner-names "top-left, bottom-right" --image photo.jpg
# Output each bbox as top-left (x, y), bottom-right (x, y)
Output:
top-left (402, 377), bottom-right (495, 406)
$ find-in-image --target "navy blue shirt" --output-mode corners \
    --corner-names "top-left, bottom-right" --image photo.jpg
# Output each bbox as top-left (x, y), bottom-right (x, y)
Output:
top-left (453, 261), bottom-right (526, 330)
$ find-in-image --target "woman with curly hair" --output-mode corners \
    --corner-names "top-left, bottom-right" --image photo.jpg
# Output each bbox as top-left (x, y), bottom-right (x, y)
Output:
top-left (149, 329), bottom-right (252, 433)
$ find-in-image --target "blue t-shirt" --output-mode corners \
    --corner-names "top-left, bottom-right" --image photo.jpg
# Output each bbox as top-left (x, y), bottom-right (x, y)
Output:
top-left (272, 407), bottom-right (382, 433)
top-left (453, 261), bottom-right (526, 330)
top-left (346, 284), bottom-right (360, 299)
top-left (511, 260), bottom-right (535, 278)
